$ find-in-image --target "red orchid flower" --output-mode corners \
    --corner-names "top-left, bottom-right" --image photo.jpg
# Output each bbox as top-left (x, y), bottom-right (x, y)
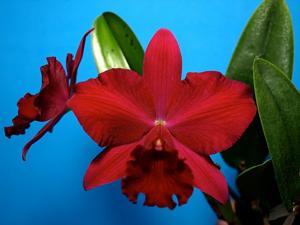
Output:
top-left (4, 29), bottom-right (93, 160)
top-left (68, 29), bottom-right (256, 209)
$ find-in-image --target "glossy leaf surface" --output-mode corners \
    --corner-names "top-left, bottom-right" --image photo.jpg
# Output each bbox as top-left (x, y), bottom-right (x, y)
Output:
top-left (253, 58), bottom-right (300, 211)
top-left (222, 0), bottom-right (294, 170)
top-left (92, 12), bottom-right (144, 74)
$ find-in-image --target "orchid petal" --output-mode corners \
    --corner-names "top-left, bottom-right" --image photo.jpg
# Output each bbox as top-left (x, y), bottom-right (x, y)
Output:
top-left (69, 28), bottom-right (94, 86)
top-left (122, 148), bottom-right (193, 209)
top-left (84, 142), bottom-right (137, 190)
top-left (143, 28), bottom-right (182, 118)
top-left (68, 69), bottom-right (155, 147)
top-left (168, 72), bottom-right (256, 154)
top-left (4, 93), bottom-right (39, 138)
top-left (173, 138), bottom-right (228, 204)
top-left (35, 57), bottom-right (69, 121)
top-left (22, 112), bottom-right (65, 160)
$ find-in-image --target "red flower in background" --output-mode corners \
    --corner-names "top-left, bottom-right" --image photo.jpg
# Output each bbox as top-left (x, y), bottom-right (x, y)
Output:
top-left (4, 29), bottom-right (93, 160)
top-left (68, 29), bottom-right (256, 208)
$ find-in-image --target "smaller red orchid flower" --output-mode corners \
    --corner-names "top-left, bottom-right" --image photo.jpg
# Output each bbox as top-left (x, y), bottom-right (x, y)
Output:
top-left (68, 29), bottom-right (257, 208)
top-left (4, 29), bottom-right (93, 160)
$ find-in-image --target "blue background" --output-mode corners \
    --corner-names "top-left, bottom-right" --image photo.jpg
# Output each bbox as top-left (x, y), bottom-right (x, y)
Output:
top-left (0, 1), bottom-right (299, 225)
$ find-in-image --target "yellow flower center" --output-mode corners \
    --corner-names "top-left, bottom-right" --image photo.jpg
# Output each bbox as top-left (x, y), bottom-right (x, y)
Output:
top-left (154, 119), bottom-right (166, 126)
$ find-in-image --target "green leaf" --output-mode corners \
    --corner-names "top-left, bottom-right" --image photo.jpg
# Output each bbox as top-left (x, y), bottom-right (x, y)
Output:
top-left (222, 0), bottom-right (294, 170)
top-left (227, 0), bottom-right (293, 85)
top-left (92, 12), bottom-right (144, 74)
top-left (236, 160), bottom-right (282, 209)
top-left (253, 58), bottom-right (300, 211)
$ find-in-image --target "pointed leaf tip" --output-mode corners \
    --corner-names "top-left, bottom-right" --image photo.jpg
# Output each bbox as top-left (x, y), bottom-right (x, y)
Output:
top-left (227, 0), bottom-right (294, 85)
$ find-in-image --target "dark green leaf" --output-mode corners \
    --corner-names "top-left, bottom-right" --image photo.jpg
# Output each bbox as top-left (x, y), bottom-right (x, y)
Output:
top-left (253, 58), bottom-right (300, 211)
top-left (222, 0), bottom-right (294, 170)
top-left (227, 0), bottom-right (293, 85)
top-left (92, 12), bottom-right (144, 74)
top-left (236, 160), bottom-right (282, 209)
